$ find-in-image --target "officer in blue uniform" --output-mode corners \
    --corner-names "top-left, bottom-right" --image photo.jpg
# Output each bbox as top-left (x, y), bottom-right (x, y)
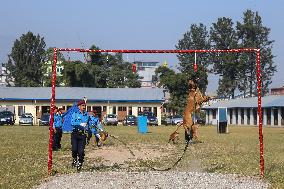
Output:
top-left (71, 100), bottom-right (89, 171)
top-left (87, 110), bottom-right (102, 147)
top-left (52, 107), bottom-right (63, 151)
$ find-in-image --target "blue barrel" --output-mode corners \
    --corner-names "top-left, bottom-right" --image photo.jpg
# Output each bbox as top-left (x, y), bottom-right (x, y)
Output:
top-left (137, 116), bottom-right (148, 134)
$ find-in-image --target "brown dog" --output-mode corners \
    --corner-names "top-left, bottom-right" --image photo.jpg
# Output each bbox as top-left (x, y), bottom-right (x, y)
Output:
top-left (170, 80), bottom-right (210, 142)
top-left (99, 131), bottom-right (108, 142)
top-left (97, 131), bottom-right (108, 147)
top-left (168, 130), bottom-right (179, 144)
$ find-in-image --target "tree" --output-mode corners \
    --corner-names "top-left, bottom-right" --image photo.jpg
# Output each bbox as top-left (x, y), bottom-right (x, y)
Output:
top-left (5, 32), bottom-right (46, 86)
top-left (155, 66), bottom-right (188, 114)
top-left (62, 60), bottom-right (95, 87)
top-left (210, 17), bottom-right (240, 98)
top-left (45, 47), bottom-right (65, 61)
top-left (237, 10), bottom-right (276, 96)
top-left (61, 44), bottom-right (141, 88)
top-left (176, 23), bottom-right (211, 93)
top-left (107, 63), bottom-right (141, 88)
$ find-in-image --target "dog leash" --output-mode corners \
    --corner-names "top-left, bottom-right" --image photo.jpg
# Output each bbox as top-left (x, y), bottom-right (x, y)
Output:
top-left (153, 91), bottom-right (197, 171)
top-left (150, 139), bottom-right (191, 171)
top-left (108, 134), bottom-right (136, 157)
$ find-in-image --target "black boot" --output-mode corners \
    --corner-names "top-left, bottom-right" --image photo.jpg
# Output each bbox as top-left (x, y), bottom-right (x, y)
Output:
top-left (185, 130), bottom-right (190, 144)
top-left (77, 162), bottom-right (83, 172)
top-left (72, 159), bottom-right (77, 167)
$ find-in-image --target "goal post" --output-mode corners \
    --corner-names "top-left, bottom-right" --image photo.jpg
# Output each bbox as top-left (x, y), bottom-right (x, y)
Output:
top-left (48, 48), bottom-right (263, 176)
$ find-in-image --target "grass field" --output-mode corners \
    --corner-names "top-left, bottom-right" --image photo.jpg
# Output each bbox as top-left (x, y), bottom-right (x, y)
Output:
top-left (0, 125), bottom-right (284, 189)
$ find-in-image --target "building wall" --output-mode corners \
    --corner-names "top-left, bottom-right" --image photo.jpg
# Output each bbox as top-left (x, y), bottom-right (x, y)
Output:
top-left (0, 65), bottom-right (8, 86)
top-left (205, 107), bottom-right (284, 127)
top-left (135, 61), bottom-right (159, 88)
top-left (0, 100), bottom-right (162, 125)
top-left (271, 87), bottom-right (284, 95)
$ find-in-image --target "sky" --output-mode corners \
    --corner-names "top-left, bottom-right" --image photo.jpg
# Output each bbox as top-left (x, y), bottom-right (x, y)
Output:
top-left (0, 0), bottom-right (283, 92)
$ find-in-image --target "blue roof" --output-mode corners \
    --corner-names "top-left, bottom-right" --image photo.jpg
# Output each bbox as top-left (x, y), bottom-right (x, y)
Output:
top-left (203, 95), bottom-right (284, 109)
top-left (0, 87), bottom-right (165, 103)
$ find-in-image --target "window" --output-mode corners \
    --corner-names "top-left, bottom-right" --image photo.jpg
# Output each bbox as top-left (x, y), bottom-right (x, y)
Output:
top-left (128, 107), bottom-right (132, 115)
top-left (241, 108), bottom-right (244, 124)
top-left (212, 109), bottom-right (216, 119)
top-left (143, 107), bottom-right (152, 112)
top-left (153, 107), bottom-right (157, 117)
top-left (229, 109), bottom-right (233, 124)
top-left (18, 106), bottom-right (25, 115)
top-left (103, 106), bottom-right (107, 112)
top-left (247, 108), bottom-right (250, 125)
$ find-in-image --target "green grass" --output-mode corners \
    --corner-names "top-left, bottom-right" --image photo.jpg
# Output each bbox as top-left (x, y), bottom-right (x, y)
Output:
top-left (0, 125), bottom-right (284, 188)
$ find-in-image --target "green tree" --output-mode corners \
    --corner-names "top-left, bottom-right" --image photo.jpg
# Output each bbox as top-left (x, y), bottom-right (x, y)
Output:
top-left (5, 32), bottom-right (46, 86)
top-left (155, 66), bottom-right (188, 114)
top-left (62, 60), bottom-right (94, 87)
top-left (107, 63), bottom-right (141, 88)
top-left (176, 23), bottom-right (211, 93)
top-left (45, 47), bottom-right (65, 61)
top-left (210, 17), bottom-right (240, 98)
top-left (62, 44), bottom-right (141, 88)
top-left (237, 10), bottom-right (276, 96)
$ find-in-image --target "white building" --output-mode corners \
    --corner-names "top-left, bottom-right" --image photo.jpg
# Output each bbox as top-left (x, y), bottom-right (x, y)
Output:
top-left (0, 87), bottom-right (165, 125)
top-left (0, 64), bottom-right (8, 86)
top-left (203, 95), bottom-right (284, 126)
top-left (134, 61), bottom-right (159, 88)
top-left (43, 60), bottom-right (65, 86)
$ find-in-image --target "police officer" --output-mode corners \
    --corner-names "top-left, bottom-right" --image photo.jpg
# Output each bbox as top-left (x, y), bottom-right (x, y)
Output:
top-left (87, 110), bottom-right (102, 147)
top-left (71, 100), bottom-right (89, 171)
top-left (52, 107), bottom-right (63, 151)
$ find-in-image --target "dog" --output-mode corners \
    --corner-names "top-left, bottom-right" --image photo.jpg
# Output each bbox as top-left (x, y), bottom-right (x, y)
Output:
top-left (99, 131), bottom-right (108, 142)
top-left (96, 131), bottom-right (109, 147)
top-left (168, 130), bottom-right (179, 144)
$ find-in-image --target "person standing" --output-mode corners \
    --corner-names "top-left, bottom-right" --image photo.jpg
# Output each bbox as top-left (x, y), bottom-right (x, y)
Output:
top-left (71, 100), bottom-right (89, 171)
top-left (87, 110), bottom-right (102, 147)
top-left (52, 108), bottom-right (63, 151)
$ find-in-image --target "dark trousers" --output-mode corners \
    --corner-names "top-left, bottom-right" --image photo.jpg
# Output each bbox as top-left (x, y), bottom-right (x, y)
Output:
top-left (87, 130), bottom-right (92, 143)
top-left (185, 129), bottom-right (193, 143)
top-left (71, 132), bottom-right (86, 163)
top-left (53, 128), bottom-right (62, 150)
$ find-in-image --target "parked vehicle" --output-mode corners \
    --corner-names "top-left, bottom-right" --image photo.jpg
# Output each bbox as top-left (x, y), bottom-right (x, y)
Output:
top-left (140, 111), bottom-right (154, 117)
top-left (102, 114), bottom-right (118, 126)
top-left (19, 113), bottom-right (33, 126)
top-left (0, 111), bottom-right (15, 125)
top-left (193, 115), bottom-right (206, 125)
top-left (122, 115), bottom-right (137, 126)
top-left (171, 115), bottom-right (183, 125)
top-left (39, 113), bottom-right (50, 126)
top-left (147, 115), bottom-right (158, 126)
top-left (162, 115), bottom-right (173, 126)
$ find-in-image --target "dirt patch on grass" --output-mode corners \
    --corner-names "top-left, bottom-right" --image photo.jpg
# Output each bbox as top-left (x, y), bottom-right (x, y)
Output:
top-left (85, 143), bottom-right (174, 166)
top-left (83, 142), bottom-right (204, 173)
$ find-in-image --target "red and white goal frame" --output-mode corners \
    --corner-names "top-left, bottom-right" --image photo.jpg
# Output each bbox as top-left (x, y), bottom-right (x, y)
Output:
top-left (48, 48), bottom-right (264, 176)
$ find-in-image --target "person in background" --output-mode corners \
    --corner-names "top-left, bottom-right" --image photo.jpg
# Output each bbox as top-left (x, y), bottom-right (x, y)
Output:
top-left (87, 110), bottom-right (102, 147)
top-left (70, 100), bottom-right (89, 171)
top-left (52, 108), bottom-right (63, 151)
